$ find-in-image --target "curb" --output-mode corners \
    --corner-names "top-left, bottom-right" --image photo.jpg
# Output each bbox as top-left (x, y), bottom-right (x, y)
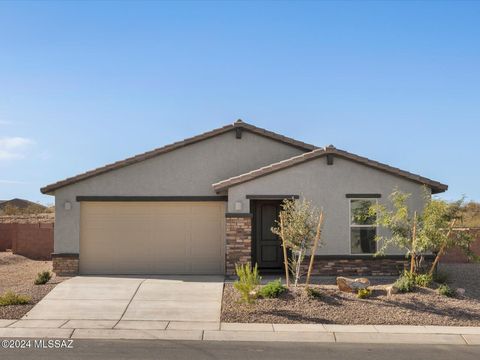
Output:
top-left (0, 321), bottom-right (480, 345)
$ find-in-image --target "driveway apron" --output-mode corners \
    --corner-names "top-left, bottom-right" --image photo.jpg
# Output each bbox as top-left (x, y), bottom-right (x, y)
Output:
top-left (23, 276), bottom-right (224, 323)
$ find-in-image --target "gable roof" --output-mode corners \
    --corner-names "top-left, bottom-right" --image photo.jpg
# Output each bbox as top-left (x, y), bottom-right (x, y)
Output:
top-left (41, 120), bottom-right (316, 194)
top-left (212, 145), bottom-right (448, 194)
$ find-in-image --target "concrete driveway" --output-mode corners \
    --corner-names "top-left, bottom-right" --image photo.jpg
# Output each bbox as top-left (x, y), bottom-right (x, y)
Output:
top-left (23, 276), bottom-right (224, 323)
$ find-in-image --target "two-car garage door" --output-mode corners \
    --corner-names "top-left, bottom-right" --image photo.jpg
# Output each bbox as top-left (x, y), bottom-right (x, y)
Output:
top-left (79, 202), bottom-right (225, 275)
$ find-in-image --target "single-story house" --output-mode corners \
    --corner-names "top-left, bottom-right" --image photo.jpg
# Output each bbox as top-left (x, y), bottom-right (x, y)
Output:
top-left (41, 120), bottom-right (447, 276)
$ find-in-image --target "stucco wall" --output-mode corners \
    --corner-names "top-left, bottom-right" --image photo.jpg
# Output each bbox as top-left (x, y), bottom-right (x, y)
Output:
top-left (52, 130), bottom-right (304, 253)
top-left (227, 156), bottom-right (429, 255)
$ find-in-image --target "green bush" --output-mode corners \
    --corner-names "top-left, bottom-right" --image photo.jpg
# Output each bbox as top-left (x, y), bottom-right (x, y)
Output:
top-left (233, 263), bottom-right (261, 304)
top-left (415, 273), bottom-right (432, 287)
top-left (357, 288), bottom-right (372, 299)
top-left (0, 291), bottom-right (31, 306)
top-left (306, 287), bottom-right (323, 299)
top-left (433, 271), bottom-right (449, 284)
top-left (438, 284), bottom-right (455, 297)
top-left (394, 271), bottom-right (417, 293)
top-left (34, 271), bottom-right (52, 285)
top-left (258, 279), bottom-right (286, 298)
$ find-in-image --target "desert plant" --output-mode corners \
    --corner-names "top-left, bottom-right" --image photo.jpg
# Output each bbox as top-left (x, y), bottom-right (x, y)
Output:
top-left (414, 273), bottom-right (433, 287)
top-left (233, 263), bottom-right (261, 304)
top-left (0, 291), bottom-right (30, 306)
top-left (438, 284), bottom-right (455, 297)
top-left (258, 279), bottom-right (287, 298)
top-left (34, 271), bottom-right (52, 285)
top-left (369, 189), bottom-right (476, 275)
top-left (271, 198), bottom-right (323, 287)
top-left (394, 271), bottom-right (417, 293)
top-left (420, 198), bottom-right (477, 275)
top-left (306, 287), bottom-right (323, 299)
top-left (357, 288), bottom-right (372, 299)
top-left (369, 190), bottom-right (422, 274)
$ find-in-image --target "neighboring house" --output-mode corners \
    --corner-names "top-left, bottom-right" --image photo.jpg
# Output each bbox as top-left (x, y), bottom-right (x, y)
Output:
top-left (41, 120), bottom-right (447, 276)
top-left (0, 198), bottom-right (47, 213)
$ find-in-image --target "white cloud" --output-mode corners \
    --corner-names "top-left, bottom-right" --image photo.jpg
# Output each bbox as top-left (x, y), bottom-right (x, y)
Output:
top-left (0, 137), bottom-right (34, 160)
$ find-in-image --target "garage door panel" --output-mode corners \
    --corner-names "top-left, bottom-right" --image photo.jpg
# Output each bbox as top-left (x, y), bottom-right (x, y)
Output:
top-left (80, 202), bottom-right (225, 275)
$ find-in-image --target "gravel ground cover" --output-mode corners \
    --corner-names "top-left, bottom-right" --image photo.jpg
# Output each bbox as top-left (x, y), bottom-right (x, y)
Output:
top-left (222, 282), bottom-right (480, 326)
top-left (0, 252), bottom-right (61, 319)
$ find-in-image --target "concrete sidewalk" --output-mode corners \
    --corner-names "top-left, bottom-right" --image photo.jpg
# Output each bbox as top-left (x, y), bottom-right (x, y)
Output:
top-left (0, 320), bottom-right (479, 345)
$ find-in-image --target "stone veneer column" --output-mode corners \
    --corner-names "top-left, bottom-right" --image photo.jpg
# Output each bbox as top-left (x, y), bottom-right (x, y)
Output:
top-left (52, 254), bottom-right (79, 276)
top-left (225, 215), bottom-right (252, 276)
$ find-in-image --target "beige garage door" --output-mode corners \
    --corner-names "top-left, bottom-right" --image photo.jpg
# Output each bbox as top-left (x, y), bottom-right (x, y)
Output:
top-left (80, 202), bottom-right (225, 275)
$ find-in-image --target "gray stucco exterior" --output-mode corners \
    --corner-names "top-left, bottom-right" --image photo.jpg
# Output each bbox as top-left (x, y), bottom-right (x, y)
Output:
top-left (225, 156), bottom-right (429, 255)
top-left (52, 130), bottom-right (305, 253)
top-left (44, 121), bottom-right (446, 272)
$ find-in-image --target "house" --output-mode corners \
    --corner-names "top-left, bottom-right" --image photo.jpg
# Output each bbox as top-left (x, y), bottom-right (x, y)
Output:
top-left (41, 120), bottom-right (447, 276)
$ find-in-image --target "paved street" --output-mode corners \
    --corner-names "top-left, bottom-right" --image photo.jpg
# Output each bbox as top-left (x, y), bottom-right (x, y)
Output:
top-left (1, 340), bottom-right (480, 360)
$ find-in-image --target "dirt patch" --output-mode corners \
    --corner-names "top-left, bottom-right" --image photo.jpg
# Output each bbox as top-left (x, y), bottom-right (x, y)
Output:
top-left (439, 263), bottom-right (480, 300)
top-left (0, 252), bottom-right (63, 319)
top-left (222, 283), bottom-right (480, 326)
top-left (0, 213), bottom-right (54, 224)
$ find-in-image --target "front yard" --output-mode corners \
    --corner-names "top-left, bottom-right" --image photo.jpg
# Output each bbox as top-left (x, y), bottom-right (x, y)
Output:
top-left (221, 276), bottom-right (480, 326)
top-left (0, 252), bottom-right (60, 319)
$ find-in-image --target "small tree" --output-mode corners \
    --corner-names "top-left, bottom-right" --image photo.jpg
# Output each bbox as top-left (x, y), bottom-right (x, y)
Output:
top-left (419, 197), bottom-right (478, 275)
top-left (370, 190), bottom-right (421, 273)
top-left (370, 188), bottom-right (477, 275)
top-left (271, 198), bottom-right (322, 287)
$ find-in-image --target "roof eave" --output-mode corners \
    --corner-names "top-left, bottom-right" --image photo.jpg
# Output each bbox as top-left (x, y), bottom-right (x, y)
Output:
top-left (212, 148), bottom-right (449, 194)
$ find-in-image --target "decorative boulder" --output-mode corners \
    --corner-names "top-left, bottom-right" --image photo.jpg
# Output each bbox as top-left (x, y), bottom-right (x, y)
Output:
top-left (456, 288), bottom-right (465, 297)
top-left (336, 277), bottom-right (370, 293)
top-left (385, 284), bottom-right (399, 296)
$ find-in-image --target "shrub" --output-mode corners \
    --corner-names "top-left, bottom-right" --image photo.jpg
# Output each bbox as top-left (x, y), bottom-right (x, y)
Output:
top-left (258, 279), bottom-right (286, 298)
top-left (394, 271), bottom-right (417, 293)
top-left (0, 291), bottom-right (31, 306)
top-left (34, 271), bottom-right (52, 285)
top-left (306, 287), bottom-right (323, 299)
top-left (438, 284), bottom-right (455, 297)
top-left (433, 271), bottom-right (449, 284)
top-left (233, 263), bottom-right (261, 304)
top-left (415, 273), bottom-right (432, 287)
top-left (357, 288), bottom-right (372, 299)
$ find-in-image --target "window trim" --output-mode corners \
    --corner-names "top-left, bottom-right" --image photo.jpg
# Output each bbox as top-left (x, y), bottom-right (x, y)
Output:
top-left (349, 197), bottom-right (378, 255)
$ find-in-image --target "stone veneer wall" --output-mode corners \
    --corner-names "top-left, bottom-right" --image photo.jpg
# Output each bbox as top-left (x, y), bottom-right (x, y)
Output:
top-left (52, 254), bottom-right (79, 276)
top-left (301, 256), bottom-right (434, 276)
top-left (225, 215), bottom-right (252, 276)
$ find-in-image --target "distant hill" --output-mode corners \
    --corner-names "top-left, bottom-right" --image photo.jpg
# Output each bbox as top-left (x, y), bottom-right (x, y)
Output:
top-left (0, 198), bottom-right (47, 215)
top-left (459, 202), bottom-right (480, 227)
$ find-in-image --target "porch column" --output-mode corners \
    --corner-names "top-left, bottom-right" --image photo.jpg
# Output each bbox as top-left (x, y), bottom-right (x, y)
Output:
top-left (225, 214), bottom-right (252, 276)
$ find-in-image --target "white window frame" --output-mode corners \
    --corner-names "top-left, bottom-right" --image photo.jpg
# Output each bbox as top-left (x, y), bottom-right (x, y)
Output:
top-left (349, 198), bottom-right (378, 255)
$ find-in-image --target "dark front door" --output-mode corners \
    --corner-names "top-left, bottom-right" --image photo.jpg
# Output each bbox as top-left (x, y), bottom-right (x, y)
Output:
top-left (253, 200), bottom-right (283, 270)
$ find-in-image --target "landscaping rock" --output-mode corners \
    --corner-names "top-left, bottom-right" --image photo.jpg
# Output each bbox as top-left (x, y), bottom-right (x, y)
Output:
top-left (336, 277), bottom-right (370, 293)
top-left (385, 284), bottom-right (399, 296)
top-left (456, 288), bottom-right (466, 297)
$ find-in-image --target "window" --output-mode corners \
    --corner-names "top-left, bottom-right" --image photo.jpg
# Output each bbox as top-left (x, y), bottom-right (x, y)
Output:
top-left (350, 199), bottom-right (377, 254)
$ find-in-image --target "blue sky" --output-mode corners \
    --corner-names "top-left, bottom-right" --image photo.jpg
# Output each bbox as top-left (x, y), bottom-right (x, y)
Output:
top-left (0, 1), bottom-right (478, 205)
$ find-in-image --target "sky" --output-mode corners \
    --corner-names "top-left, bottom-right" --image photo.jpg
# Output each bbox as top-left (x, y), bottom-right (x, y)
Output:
top-left (0, 1), bottom-right (479, 205)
